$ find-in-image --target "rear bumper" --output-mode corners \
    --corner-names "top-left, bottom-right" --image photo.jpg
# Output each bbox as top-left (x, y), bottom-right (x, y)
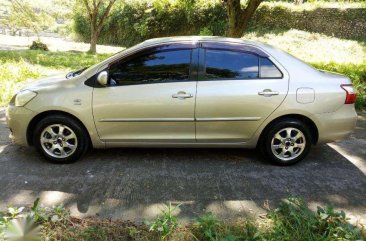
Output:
top-left (315, 105), bottom-right (358, 144)
top-left (6, 105), bottom-right (38, 146)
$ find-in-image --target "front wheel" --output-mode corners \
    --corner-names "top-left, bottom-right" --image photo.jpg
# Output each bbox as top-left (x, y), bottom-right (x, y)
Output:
top-left (33, 115), bottom-right (89, 164)
top-left (260, 119), bottom-right (312, 165)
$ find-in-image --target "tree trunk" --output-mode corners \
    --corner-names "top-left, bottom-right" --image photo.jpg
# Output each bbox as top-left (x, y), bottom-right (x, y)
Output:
top-left (89, 19), bottom-right (99, 54)
top-left (89, 32), bottom-right (98, 54)
top-left (226, 0), bottom-right (243, 37)
top-left (83, 0), bottom-right (116, 54)
top-left (225, 0), bottom-right (263, 38)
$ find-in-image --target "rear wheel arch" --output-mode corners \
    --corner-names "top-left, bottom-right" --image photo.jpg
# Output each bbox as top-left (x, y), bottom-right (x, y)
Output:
top-left (27, 110), bottom-right (91, 147)
top-left (257, 114), bottom-right (319, 147)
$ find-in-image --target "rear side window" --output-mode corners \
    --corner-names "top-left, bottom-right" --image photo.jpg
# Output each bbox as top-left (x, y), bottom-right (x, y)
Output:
top-left (204, 49), bottom-right (259, 80)
top-left (109, 49), bottom-right (192, 86)
top-left (260, 57), bottom-right (282, 78)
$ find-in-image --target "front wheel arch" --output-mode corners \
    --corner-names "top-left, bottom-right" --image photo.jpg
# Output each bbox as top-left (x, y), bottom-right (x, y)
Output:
top-left (27, 110), bottom-right (91, 147)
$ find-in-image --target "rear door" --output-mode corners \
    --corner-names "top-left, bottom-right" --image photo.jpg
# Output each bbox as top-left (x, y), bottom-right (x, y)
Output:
top-left (195, 42), bottom-right (288, 142)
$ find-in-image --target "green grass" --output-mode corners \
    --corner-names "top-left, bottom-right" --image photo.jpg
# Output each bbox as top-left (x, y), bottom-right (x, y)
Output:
top-left (0, 30), bottom-right (365, 108)
top-left (1, 198), bottom-right (364, 241)
top-left (0, 50), bottom-right (111, 106)
top-left (0, 50), bottom-right (110, 70)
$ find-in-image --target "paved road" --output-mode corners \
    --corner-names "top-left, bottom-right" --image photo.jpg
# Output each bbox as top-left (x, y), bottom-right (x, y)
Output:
top-left (0, 109), bottom-right (365, 224)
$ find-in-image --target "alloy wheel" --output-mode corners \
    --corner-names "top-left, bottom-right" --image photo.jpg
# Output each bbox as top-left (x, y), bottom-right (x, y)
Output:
top-left (40, 124), bottom-right (78, 158)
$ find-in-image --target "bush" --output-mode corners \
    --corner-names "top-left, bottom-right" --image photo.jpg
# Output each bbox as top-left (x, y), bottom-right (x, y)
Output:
top-left (72, 1), bottom-right (366, 47)
top-left (250, 3), bottom-right (366, 41)
top-left (29, 41), bottom-right (49, 51)
top-left (73, 0), bottom-right (227, 47)
top-left (267, 198), bottom-right (364, 240)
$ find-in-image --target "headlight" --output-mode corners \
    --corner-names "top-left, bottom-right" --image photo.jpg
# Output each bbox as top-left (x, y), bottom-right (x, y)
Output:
top-left (13, 90), bottom-right (37, 107)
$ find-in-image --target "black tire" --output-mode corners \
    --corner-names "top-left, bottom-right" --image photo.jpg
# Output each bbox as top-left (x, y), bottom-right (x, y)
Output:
top-left (33, 114), bottom-right (89, 164)
top-left (260, 118), bottom-right (312, 166)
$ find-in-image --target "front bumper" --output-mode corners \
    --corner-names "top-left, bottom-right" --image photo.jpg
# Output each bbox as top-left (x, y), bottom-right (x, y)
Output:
top-left (6, 105), bottom-right (38, 146)
top-left (316, 105), bottom-right (358, 144)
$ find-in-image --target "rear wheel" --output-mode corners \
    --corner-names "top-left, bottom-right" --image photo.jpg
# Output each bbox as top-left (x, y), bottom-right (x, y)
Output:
top-left (33, 115), bottom-right (89, 163)
top-left (260, 119), bottom-right (311, 165)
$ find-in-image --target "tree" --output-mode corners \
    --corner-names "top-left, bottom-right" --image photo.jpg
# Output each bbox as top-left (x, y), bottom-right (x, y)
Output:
top-left (223, 0), bottom-right (263, 38)
top-left (9, 0), bottom-right (53, 39)
top-left (81, 0), bottom-right (117, 54)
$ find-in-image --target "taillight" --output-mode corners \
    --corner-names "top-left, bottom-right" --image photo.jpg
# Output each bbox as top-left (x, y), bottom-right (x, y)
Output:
top-left (341, 84), bottom-right (356, 104)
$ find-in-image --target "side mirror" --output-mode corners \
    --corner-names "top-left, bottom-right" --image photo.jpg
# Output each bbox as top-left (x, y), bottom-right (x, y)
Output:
top-left (97, 71), bottom-right (108, 86)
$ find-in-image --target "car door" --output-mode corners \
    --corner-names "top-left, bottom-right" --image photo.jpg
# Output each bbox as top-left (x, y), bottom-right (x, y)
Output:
top-left (92, 43), bottom-right (198, 145)
top-left (195, 42), bottom-right (288, 142)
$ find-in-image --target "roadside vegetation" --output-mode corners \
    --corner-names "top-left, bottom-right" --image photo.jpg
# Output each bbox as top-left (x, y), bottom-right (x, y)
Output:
top-left (0, 198), bottom-right (364, 241)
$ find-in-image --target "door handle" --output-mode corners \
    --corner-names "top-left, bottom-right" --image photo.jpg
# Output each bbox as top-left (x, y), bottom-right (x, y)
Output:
top-left (258, 89), bottom-right (279, 97)
top-left (172, 91), bottom-right (193, 100)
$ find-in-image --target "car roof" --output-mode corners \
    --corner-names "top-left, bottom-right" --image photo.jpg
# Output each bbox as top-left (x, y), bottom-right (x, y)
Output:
top-left (139, 36), bottom-right (270, 57)
top-left (141, 36), bottom-right (259, 47)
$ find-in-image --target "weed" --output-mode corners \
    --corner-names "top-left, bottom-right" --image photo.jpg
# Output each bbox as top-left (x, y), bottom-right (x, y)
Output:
top-left (266, 197), bottom-right (365, 241)
top-left (148, 202), bottom-right (181, 240)
top-left (1, 198), bottom-right (365, 241)
top-left (196, 213), bottom-right (220, 241)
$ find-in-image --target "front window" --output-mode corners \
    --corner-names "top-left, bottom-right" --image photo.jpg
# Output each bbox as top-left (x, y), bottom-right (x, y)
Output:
top-left (108, 49), bottom-right (192, 86)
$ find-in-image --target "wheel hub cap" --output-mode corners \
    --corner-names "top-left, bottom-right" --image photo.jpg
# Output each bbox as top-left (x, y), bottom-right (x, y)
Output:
top-left (40, 124), bottom-right (78, 158)
top-left (271, 127), bottom-right (306, 161)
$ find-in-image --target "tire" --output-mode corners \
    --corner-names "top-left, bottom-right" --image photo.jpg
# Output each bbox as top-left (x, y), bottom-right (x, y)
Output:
top-left (33, 114), bottom-right (89, 164)
top-left (260, 118), bottom-right (312, 166)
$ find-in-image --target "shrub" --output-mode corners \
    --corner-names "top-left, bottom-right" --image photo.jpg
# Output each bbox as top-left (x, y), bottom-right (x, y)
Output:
top-left (267, 198), bottom-right (364, 240)
top-left (29, 41), bottom-right (49, 51)
top-left (72, 0), bottom-right (366, 47)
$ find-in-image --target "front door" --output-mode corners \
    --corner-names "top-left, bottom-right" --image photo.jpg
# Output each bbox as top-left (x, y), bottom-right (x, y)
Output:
top-left (195, 46), bottom-right (288, 142)
top-left (93, 45), bottom-right (198, 144)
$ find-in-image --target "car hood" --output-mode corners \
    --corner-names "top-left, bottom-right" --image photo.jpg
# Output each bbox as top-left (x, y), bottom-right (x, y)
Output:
top-left (21, 73), bottom-right (86, 92)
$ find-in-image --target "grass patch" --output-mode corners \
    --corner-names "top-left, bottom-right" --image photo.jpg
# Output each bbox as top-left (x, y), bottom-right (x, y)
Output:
top-left (0, 50), bottom-right (110, 70)
top-left (0, 198), bottom-right (364, 241)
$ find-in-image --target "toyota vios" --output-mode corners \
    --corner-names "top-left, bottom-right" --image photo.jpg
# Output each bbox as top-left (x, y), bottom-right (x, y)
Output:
top-left (6, 36), bottom-right (358, 165)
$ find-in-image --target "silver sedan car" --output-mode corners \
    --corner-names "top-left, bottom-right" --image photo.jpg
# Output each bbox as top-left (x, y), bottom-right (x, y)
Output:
top-left (6, 36), bottom-right (358, 165)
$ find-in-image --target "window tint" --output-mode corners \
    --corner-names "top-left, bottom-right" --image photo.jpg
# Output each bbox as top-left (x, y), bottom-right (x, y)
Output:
top-left (260, 57), bottom-right (282, 78)
top-left (109, 49), bottom-right (191, 86)
top-left (204, 50), bottom-right (259, 80)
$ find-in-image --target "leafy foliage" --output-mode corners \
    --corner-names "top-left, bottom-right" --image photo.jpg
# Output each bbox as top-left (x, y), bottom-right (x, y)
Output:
top-left (8, 0), bottom-right (54, 38)
top-left (73, 0), bottom-right (366, 47)
top-left (266, 198), bottom-right (364, 240)
top-left (0, 198), bottom-right (365, 241)
top-left (195, 213), bottom-right (222, 240)
top-left (147, 202), bottom-right (181, 240)
top-left (30, 40), bottom-right (49, 51)
top-left (0, 198), bottom-right (70, 240)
